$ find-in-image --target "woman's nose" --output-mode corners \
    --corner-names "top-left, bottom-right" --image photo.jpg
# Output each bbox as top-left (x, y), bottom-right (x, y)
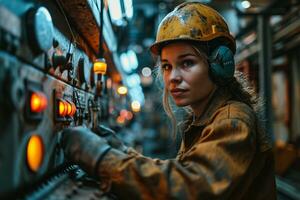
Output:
top-left (170, 68), bottom-right (182, 83)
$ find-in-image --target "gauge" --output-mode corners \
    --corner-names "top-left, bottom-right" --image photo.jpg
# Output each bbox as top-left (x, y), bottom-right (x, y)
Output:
top-left (26, 6), bottom-right (54, 54)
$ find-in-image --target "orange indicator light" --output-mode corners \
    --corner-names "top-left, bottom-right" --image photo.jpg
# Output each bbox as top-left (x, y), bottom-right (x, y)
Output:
top-left (58, 99), bottom-right (76, 117)
top-left (26, 135), bottom-right (44, 172)
top-left (66, 100), bottom-right (72, 116)
top-left (58, 99), bottom-right (68, 117)
top-left (30, 92), bottom-right (47, 113)
top-left (69, 101), bottom-right (76, 116)
top-left (93, 58), bottom-right (107, 75)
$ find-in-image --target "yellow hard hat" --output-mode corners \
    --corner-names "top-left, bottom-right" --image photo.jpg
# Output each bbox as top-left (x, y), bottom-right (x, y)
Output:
top-left (150, 2), bottom-right (236, 55)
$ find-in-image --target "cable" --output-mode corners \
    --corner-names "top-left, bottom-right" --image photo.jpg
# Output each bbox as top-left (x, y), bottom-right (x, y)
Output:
top-left (92, 0), bottom-right (105, 58)
top-left (55, 0), bottom-right (78, 48)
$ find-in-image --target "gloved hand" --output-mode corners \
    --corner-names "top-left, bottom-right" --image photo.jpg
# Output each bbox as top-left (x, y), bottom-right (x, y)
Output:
top-left (92, 125), bottom-right (128, 153)
top-left (60, 126), bottom-right (111, 176)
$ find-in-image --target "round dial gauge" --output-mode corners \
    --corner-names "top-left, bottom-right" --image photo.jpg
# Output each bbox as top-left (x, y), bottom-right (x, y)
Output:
top-left (27, 7), bottom-right (54, 54)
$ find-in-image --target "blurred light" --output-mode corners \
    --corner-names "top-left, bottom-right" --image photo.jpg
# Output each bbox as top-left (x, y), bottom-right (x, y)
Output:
top-left (26, 135), bottom-right (44, 172)
top-left (108, 0), bottom-right (123, 22)
top-left (124, 0), bottom-right (133, 19)
top-left (126, 73), bottom-right (141, 87)
top-left (117, 115), bottom-right (125, 124)
top-left (106, 78), bottom-right (112, 89)
top-left (30, 92), bottom-right (47, 113)
top-left (127, 50), bottom-right (138, 70)
top-left (243, 32), bottom-right (256, 45)
top-left (128, 85), bottom-right (144, 105)
top-left (120, 50), bottom-right (139, 73)
top-left (141, 75), bottom-right (153, 86)
top-left (120, 109), bottom-right (128, 118)
top-left (241, 0), bottom-right (251, 9)
top-left (131, 100), bottom-right (141, 112)
top-left (117, 85), bottom-right (128, 95)
top-left (120, 109), bottom-right (133, 121)
top-left (125, 111), bottom-right (133, 120)
top-left (141, 67), bottom-right (152, 77)
top-left (120, 52), bottom-right (131, 73)
top-left (93, 58), bottom-right (107, 75)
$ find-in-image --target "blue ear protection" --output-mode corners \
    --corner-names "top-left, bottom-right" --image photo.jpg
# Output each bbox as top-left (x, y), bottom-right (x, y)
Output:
top-left (208, 46), bottom-right (235, 79)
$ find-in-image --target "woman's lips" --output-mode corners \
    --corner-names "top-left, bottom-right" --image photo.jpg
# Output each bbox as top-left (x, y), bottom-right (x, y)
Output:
top-left (170, 88), bottom-right (187, 97)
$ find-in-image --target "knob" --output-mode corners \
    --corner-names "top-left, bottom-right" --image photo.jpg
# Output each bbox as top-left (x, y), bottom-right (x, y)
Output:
top-left (52, 53), bottom-right (67, 69)
top-left (26, 6), bottom-right (54, 54)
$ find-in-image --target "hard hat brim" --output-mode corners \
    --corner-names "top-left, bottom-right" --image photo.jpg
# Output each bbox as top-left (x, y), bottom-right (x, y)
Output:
top-left (150, 36), bottom-right (236, 56)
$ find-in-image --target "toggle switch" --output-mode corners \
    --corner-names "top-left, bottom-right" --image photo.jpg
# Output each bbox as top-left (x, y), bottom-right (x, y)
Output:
top-left (52, 53), bottom-right (67, 69)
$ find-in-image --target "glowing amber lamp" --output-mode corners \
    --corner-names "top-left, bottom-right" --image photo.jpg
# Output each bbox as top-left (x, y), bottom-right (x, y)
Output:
top-left (69, 101), bottom-right (76, 116)
top-left (117, 115), bottom-right (125, 124)
top-left (131, 100), bottom-right (141, 113)
top-left (66, 101), bottom-right (72, 116)
top-left (117, 86), bottom-right (128, 95)
top-left (58, 99), bottom-right (68, 117)
top-left (93, 58), bottom-right (107, 75)
top-left (26, 135), bottom-right (44, 172)
top-left (30, 92), bottom-right (48, 113)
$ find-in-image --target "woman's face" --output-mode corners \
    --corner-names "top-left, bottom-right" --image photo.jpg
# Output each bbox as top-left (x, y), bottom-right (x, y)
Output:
top-left (161, 42), bottom-right (216, 110)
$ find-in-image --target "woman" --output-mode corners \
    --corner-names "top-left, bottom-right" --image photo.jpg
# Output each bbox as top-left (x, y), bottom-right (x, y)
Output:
top-left (62, 2), bottom-right (276, 199)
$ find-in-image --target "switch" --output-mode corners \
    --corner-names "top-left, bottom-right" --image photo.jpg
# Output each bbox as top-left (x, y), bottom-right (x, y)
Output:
top-left (77, 57), bottom-right (86, 85)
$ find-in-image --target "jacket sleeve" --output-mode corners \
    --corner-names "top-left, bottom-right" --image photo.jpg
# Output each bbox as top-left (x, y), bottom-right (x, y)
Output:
top-left (96, 117), bottom-right (257, 200)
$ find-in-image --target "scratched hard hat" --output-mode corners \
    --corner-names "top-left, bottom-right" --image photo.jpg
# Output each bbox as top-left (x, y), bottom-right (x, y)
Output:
top-left (150, 2), bottom-right (236, 55)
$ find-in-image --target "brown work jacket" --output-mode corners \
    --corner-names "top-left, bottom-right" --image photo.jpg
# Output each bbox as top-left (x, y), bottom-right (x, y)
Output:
top-left (97, 89), bottom-right (276, 199)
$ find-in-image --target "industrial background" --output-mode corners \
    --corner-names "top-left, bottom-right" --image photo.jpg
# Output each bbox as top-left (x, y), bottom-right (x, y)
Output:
top-left (0, 0), bottom-right (299, 199)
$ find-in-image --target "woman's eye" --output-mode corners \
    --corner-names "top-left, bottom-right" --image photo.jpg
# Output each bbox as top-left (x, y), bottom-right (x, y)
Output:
top-left (182, 59), bottom-right (194, 68)
top-left (161, 64), bottom-right (171, 71)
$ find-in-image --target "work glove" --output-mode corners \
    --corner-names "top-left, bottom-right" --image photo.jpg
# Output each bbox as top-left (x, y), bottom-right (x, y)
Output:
top-left (92, 125), bottom-right (128, 153)
top-left (60, 126), bottom-right (111, 176)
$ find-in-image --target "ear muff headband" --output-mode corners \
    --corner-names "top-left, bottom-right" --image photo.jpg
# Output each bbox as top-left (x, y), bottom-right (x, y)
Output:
top-left (208, 46), bottom-right (235, 79)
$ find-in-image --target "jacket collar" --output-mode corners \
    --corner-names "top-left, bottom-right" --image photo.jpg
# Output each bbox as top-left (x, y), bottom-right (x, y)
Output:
top-left (183, 87), bottom-right (232, 129)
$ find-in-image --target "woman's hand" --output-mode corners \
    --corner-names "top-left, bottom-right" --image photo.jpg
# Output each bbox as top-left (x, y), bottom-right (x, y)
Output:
top-left (92, 125), bottom-right (128, 153)
top-left (60, 126), bottom-right (111, 176)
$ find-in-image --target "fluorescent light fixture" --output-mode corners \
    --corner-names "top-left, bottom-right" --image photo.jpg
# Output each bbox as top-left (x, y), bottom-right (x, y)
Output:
top-left (108, 0), bottom-right (123, 22)
top-left (241, 0), bottom-right (251, 9)
top-left (124, 0), bottom-right (133, 19)
top-left (127, 50), bottom-right (138, 70)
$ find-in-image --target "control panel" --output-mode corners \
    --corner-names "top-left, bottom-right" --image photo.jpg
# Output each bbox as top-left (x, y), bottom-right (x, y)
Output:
top-left (0, 0), bottom-right (120, 199)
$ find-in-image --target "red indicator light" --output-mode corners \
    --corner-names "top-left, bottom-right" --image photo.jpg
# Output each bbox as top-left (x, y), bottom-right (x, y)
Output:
top-left (30, 92), bottom-right (47, 113)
